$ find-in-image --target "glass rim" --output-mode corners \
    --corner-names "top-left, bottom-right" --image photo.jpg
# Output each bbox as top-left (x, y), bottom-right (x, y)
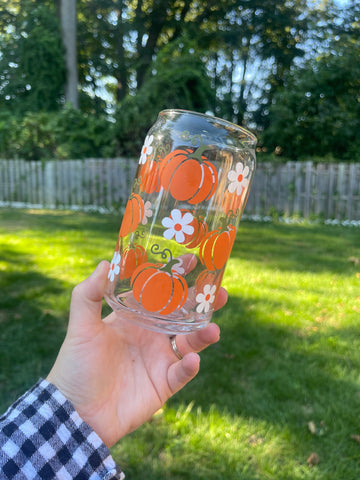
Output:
top-left (159, 108), bottom-right (257, 144)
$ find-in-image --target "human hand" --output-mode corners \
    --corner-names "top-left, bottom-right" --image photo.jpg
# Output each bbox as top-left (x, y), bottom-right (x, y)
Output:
top-left (47, 261), bottom-right (227, 447)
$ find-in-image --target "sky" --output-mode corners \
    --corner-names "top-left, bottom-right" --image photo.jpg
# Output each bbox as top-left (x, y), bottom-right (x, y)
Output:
top-left (334, 0), bottom-right (352, 5)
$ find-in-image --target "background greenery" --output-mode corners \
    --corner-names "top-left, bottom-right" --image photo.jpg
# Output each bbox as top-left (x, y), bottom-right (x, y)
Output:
top-left (0, 0), bottom-right (359, 161)
top-left (1, 209), bottom-right (359, 479)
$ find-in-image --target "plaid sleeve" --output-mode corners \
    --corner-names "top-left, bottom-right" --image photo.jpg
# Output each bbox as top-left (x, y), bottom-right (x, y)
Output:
top-left (0, 379), bottom-right (125, 480)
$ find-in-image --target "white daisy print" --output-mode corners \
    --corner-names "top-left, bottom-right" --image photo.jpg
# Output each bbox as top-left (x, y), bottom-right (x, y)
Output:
top-left (139, 134), bottom-right (154, 164)
top-left (142, 200), bottom-right (153, 225)
top-left (227, 162), bottom-right (250, 196)
top-left (108, 251), bottom-right (121, 281)
top-left (196, 284), bottom-right (216, 313)
top-left (162, 209), bottom-right (194, 244)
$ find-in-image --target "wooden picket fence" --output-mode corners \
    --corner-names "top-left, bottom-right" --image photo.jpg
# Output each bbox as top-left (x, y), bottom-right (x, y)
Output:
top-left (248, 161), bottom-right (360, 220)
top-left (0, 158), bottom-right (137, 211)
top-left (0, 159), bottom-right (360, 220)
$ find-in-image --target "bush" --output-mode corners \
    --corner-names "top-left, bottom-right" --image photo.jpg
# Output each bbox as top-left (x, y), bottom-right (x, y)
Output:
top-left (0, 107), bottom-right (116, 160)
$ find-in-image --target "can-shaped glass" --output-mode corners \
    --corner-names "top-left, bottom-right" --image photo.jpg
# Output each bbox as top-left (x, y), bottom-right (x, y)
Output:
top-left (104, 109), bottom-right (256, 334)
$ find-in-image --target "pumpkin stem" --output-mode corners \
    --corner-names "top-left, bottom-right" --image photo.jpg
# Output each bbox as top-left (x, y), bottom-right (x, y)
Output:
top-left (191, 144), bottom-right (212, 162)
top-left (150, 244), bottom-right (181, 274)
top-left (161, 257), bottom-right (182, 274)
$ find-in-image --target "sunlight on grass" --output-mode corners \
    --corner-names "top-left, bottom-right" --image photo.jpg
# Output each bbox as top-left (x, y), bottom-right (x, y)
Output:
top-left (112, 220), bottom-right (360, 479)
top-left (113, 403), bottom-right (324, 479)
top-left (1, 209), bottom-right (360, 479)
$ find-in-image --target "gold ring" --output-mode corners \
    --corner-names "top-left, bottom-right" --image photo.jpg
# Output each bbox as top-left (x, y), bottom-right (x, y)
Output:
top-left (169, 335), bottom-right (183, 360)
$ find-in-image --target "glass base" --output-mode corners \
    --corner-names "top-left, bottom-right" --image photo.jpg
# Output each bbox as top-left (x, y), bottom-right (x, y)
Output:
top-left (104, 292), bottom-right (211, 334)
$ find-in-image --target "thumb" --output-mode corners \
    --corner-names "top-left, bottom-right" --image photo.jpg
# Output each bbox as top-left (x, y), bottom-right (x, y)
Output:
top-left (167, 352), bottom-right (200, 395)
top-left (68, 260), bottom-right (110, 332)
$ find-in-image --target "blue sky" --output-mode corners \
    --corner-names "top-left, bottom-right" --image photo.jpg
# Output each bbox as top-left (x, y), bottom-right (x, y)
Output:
top-left (334, 0), bottom-right (351, 5)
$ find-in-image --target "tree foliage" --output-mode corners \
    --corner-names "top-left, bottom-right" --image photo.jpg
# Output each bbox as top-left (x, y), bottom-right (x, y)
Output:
top-left (75, 0), bottom-right (312, 124)
top-left (0, 0), bottom-right (66, 113)
top-left (114, 37), bottom-right (215, 156)
top-left (262, 4), bottom-right (360, 161)
top-left (0, 0), bottom-right (358, 161)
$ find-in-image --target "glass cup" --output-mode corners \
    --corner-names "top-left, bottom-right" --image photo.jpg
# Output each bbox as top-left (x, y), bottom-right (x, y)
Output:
top-left (104, 109), bottom-right (256, 334)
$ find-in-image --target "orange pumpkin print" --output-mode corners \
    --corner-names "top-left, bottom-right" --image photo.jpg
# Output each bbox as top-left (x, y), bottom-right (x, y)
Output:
top-left (195, 269), bottom-right (217, 293)
top-left (160, 147), bottom-right (218, 204)
top-left (131, 260), bottom-right (188, 315)
top-left (119, 193), bottom-right (145, 237)
top-left (138, 159), bottom-right (162, 194)
top-left (119, 244), bottom-right (147, 279)
top-left (199, 224), bottom-right (237, 271)
top-left (222, 188), bottom-right (245, 216)
top-left (178, 210), bottom-right (208, 249)
top-left (195, 269), bottom-right (224, 301)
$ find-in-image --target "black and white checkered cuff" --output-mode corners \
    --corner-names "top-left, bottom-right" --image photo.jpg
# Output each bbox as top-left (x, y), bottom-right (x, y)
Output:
top-left (0, 379), bottom-right (125, 479)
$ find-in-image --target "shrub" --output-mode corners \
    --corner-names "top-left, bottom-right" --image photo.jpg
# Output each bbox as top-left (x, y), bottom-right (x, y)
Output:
top-left (0, 107), bottom-right (116, 160)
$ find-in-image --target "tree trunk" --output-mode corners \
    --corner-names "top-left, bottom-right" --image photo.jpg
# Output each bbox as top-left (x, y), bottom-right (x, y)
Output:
top-left (237, 36), bottom-right (251, 126)
top-left (115, 1), bottom-right (128, 101)
top-left (60, 0), bottom-right (78, 108)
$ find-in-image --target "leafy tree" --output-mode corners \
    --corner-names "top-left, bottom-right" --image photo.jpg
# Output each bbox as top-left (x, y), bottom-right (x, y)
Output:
top-left (0, 0), bottom-right (316, 122)
top-left (114, 37), bottom-right (215, 156)
top-left (75, 0), bottom-right (232, 107)
top-left (246, 0), bottom-right (319, 129)
top-left (1, 0), bottom-right (355, 161)
top-left (262, 37), bottom-right (360, 161)
top-left (74, 0), bottom-right (315, 129)
top-left (0, 1), bottom-right (66, 113)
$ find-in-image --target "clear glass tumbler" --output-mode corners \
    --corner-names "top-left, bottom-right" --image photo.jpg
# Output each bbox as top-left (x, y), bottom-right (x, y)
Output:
top-left (104, 109), bottom-right (256, 334)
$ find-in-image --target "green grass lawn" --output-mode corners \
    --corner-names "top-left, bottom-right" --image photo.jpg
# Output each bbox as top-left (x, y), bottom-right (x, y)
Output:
top-left (1, 208), bottom-right (360, 479)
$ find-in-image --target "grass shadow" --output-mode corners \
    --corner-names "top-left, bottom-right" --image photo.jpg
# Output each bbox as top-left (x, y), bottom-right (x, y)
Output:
top-left (0, 243), bottom-right (69, 410)
top-left (234, 221), bottom-right (360, 275)
top-left (0, 208), bottom-right (120, 236)
top-left (168, 293), bottom-right (360, 478)
top-left (2, 209), bottom-right (360, 478)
